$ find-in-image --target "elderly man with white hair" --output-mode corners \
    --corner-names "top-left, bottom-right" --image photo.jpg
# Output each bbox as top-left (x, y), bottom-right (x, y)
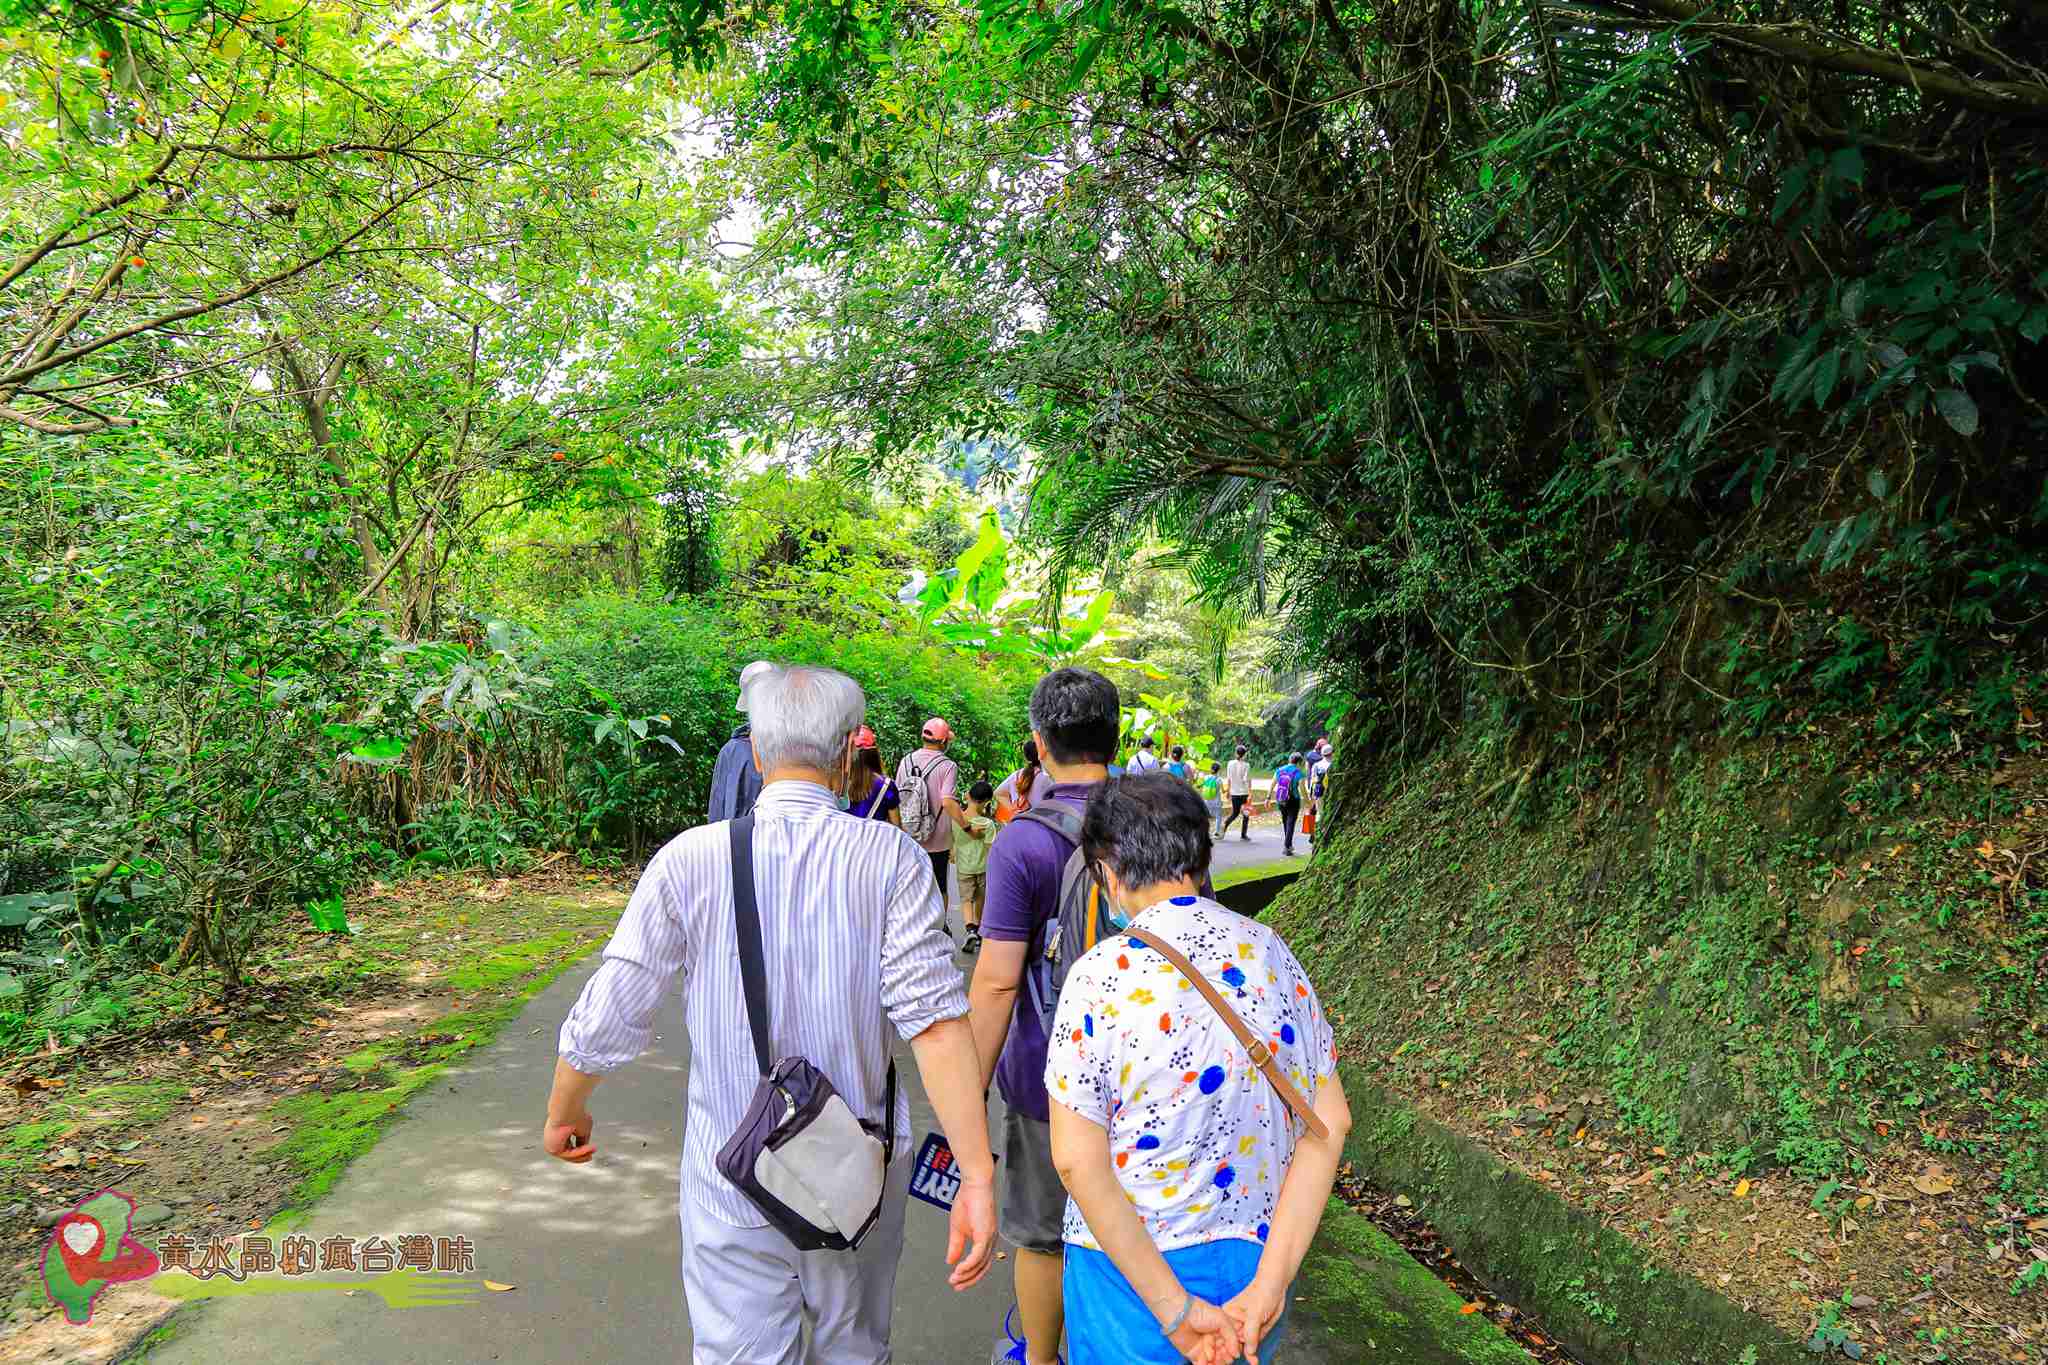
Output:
top-left (544, 664), bottom-right (998, 1363)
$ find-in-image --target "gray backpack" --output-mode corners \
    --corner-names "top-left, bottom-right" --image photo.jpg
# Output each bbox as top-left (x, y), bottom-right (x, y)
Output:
top-left (897, 752), bottom-right (953, 843)
top-left (1014, 800), bottom-right (1117, 1033)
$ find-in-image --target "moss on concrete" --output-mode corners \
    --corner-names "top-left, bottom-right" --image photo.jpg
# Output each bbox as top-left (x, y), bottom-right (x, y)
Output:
top-left (1335, 1068), bottom-right (1805, 1365)
top-left (1292, 1196), bottom-right (1528, 1363)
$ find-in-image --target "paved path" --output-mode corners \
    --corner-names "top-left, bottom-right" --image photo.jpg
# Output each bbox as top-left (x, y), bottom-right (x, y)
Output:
top-left (142, 828), bottom-right (1501, 1365)
top-left (145, 953), bottom-right (1021, 1363)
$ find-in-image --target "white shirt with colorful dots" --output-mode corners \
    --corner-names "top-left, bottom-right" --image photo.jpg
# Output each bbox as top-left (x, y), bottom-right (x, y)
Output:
top-left (1044, 894), bottom-right (1338, 1254)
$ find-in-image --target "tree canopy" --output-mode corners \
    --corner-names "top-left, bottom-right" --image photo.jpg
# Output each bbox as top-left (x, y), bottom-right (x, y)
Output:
top-left (655, 0), bottom-right (2048, 757)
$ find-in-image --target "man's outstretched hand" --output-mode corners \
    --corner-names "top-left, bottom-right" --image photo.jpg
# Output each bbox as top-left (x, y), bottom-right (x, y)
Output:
top-left (543, 1110), bottom-right (595, 1164)
top-left (945, 1174), bottom-right (997, 1289)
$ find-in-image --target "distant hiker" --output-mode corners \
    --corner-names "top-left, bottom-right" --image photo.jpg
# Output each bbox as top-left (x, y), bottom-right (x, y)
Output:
top-left (1222, 745), bottom-right (1253, 840)
top-left (957, 780), bottom-right (997, 955)
top-left (546, 665), bottom-right (998, 1360)
top-left (898, 717), bottom-right (970, 920)
top-left (707, 658), bottom-right (775, 822)
top-left (1165, 744), bottom-right (1191, 782)
top-left (1273, 751), bottom-right (1307, 856)
top-left (1200, 761), bottom-right (1223, 834)
top-left (1128, 735), bottom-right (1163, 773)
top-left (1307, 741), bottom-right (1333, 839)
top-left (997, 738), bottom-right (1048, 822)
top-left (1044, 773), bottom-right (1350, 1365)
top-left (847, 726), bottom-right (901, 827)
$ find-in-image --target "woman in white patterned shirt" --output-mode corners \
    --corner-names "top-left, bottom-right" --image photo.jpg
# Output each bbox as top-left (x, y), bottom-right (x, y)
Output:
top-left (1046, 774), bottom-right (1351, 1365)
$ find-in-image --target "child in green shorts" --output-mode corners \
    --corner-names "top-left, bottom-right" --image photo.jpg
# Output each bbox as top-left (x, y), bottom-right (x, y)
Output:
top-left (956, 780), bottom-right (997, 955)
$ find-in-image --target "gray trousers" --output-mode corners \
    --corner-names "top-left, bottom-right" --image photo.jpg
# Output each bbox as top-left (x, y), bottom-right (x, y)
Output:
top-left (680, 1148), bottom-right (912, 1363)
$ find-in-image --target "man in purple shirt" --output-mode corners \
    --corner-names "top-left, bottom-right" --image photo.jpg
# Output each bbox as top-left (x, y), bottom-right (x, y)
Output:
top-left (967, 666), bottom-right (1120, 1365)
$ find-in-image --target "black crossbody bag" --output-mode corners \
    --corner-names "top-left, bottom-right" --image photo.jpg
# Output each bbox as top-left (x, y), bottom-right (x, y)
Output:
top-left (713, 816), bottom-right (897, 1251)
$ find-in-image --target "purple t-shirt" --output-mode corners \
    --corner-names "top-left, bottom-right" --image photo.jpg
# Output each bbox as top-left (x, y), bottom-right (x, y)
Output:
top-left (980, 781), bottom-right (1099, 1121)
top-left (849, 774), bottom-right (899, 821)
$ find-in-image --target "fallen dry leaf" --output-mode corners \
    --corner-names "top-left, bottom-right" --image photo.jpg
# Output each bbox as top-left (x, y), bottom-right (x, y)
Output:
top-left (1912, 1166), bottom-right (1956, 1197)
top-left (484, 1281), bottom-right (516, 1292)
top-left (1460, 1303), bottom-right (1481, 1315)
top-left (1735, 1179), bottom-right (1752, 1199)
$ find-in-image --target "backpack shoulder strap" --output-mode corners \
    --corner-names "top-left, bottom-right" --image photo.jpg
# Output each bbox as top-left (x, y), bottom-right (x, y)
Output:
top-left (1014, 801), bottom-right (1083, 844)
top-left (1127, 925), bottom-right (1329, 1141)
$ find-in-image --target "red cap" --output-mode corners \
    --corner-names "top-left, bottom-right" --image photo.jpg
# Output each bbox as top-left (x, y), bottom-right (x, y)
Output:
top-left (922, 717), bottom-right (953, 742)
top-left (853, 725), bottom-right (878, 749)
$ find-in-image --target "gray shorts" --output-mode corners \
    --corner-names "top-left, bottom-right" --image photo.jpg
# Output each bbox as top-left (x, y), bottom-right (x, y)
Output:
top-left (998, 1108), bottom-right (1066, 1254)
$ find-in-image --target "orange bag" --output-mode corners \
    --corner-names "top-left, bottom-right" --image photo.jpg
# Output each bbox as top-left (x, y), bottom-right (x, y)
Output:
top-left (1302, 808), bottom-right (1316, 835)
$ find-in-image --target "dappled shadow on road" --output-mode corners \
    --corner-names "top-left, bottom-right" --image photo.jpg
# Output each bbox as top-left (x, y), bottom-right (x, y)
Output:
top-left (139, 966), bottom-right (692, 1363)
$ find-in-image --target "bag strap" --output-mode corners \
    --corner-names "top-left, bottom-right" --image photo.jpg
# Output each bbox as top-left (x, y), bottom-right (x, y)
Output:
top-left (729, 816), bottom-right (774, 1079)
top-left (1127, 926), bottom-right (1330, 1141)
top-left (732, 815), bottom-right (902, 1150)
top-left (870, 777), bottom-right (895, 820)
top-left (1013, 800), bottom-right (1083, 843)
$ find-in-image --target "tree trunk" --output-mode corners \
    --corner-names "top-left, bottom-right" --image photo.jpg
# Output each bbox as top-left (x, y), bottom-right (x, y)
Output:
top-left (277, 340), bottom-right (391, 610)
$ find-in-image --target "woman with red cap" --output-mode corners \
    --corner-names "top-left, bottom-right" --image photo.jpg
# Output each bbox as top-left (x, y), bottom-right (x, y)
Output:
top-left (845, 725), bottom-right (902, 827)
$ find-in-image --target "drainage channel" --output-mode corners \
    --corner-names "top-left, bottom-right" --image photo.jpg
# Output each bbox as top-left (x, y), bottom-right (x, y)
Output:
top-left (1334, 1165), bottom-right (1585, 1364)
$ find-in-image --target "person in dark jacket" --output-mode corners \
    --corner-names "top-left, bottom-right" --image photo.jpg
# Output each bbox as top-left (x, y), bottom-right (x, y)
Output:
top-left (707, 660), bottom-right (775, 822)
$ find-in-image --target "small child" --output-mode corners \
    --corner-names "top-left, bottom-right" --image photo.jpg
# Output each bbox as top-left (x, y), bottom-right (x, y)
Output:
top-left (955, 781), bottom-right (997, 955)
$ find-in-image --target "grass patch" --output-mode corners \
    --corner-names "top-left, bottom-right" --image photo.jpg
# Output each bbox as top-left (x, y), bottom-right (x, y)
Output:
top-left (444, 929), bottom-right (580, 992)
top-left (0, 1079), bottom-right (186, 1173)
top-left (1214, 857), bottom-right (1299, 891)
top-left (263, 904), bottom-right (610, 1228)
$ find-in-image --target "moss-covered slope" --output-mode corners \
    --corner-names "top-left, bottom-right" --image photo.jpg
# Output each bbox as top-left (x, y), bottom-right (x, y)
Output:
top-left (1270, 727), bottom-right (2046, 1353)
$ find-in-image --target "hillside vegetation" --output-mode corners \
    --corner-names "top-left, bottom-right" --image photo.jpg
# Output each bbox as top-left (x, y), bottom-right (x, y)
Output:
top-left (1271, 695), bottom-right (2046, 1354)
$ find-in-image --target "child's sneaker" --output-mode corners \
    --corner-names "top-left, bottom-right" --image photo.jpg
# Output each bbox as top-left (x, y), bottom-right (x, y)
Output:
top-left (963, 930), bottom-right (981, 955)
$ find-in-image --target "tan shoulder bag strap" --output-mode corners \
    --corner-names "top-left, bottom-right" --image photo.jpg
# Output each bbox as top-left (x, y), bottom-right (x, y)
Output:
top-left (1128, 927), bottom-right (1330, 1141)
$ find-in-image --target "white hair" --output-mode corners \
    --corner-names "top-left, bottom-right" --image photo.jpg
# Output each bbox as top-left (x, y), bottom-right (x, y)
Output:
top-left (747, 665), bottom-right (865, 773)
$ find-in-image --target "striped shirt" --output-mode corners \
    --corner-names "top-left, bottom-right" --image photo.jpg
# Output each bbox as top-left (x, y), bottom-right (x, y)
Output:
top-left (557, 779), bottom-right (967, 1228)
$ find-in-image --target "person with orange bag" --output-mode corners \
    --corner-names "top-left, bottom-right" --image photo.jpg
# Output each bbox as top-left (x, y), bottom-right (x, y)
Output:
top-left (995, 738), bottom-right (1046, 823)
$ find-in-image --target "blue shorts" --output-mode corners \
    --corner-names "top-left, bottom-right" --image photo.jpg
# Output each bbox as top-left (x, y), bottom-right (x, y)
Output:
top-left (1063, 1239), bottom-right (1289, 1365)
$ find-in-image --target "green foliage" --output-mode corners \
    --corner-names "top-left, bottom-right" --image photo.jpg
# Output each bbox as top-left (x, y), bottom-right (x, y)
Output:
top-left (1272, 705), bottom-right (2048, 1209)
top-left (648, 0), bottom-right (2048, 771)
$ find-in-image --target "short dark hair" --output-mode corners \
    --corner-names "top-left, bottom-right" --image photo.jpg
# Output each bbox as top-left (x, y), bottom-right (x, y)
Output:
top-left (1171, 745), bottom-right (1185, 759)
top-left (1290, 752), bottom-right (1305, 763)
top-left (1210, 761), bottom-right (1221, 772)
top-left (1029, 668), bottom-right (1120, 766)
top-left (1235, 744), bottom-right (1247, 756)
top-left (969, 779), bottom-right (994, 803)
top-left (1082, 774), bottom-right (1212, 891)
